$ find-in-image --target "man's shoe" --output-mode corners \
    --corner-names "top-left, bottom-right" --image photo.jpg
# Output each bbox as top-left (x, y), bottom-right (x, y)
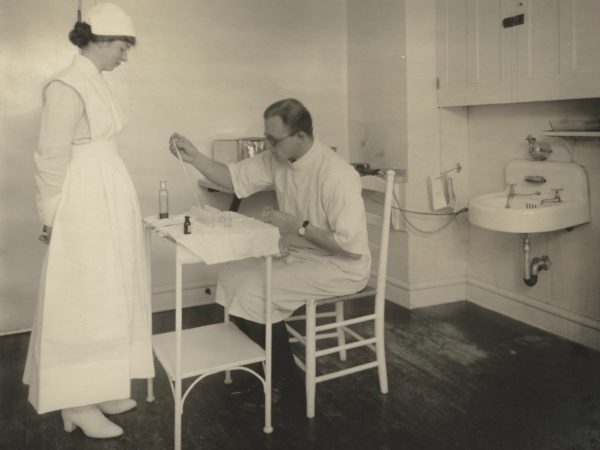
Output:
top-left (238, 383), bottom-right (283, 412)
top-left (229, 376), bottom-right (262, 397)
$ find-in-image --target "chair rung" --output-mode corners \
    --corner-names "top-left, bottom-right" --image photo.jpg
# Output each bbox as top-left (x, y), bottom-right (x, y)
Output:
top-left (287, 311), bottom-right (336, 322)
top-left (315, 337), bottom-right (377, 357)
top-left (293, 354), bottom-right (306, 372)
top-left (315, 313), bottom-right (375, 332)
top-left (290, 332), bottom-right (339, 344)
top-left (341, 327), bottom-right (376, 352)
top-left (286, 324), bottom-right (305, 344)
top-left (315, 361), bottom-right (379, 383)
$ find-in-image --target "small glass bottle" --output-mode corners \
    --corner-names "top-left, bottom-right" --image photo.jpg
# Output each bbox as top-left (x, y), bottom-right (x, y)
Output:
top-left (184, 216), bottom-right (191, 234)
top-left (159, 180), bottom-right (169, 219)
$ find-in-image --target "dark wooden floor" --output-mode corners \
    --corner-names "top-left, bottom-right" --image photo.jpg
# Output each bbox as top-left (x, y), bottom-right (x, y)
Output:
top-left (2, 300), bottom-right (600, 450)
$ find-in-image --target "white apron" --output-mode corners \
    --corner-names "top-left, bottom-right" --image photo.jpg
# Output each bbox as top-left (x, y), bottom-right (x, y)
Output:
top-left (24, 56), bottom-right (154, 414)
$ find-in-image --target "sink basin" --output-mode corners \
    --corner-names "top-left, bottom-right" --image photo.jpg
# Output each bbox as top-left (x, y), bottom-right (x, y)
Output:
top-left (469, 159), bottom-right (590, 233)
top-left (469, 191), bottom-right (589, 233)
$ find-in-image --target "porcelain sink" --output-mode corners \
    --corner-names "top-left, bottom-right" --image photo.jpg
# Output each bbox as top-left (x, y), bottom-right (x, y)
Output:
top-left (469, 191), bottom-right (589, 233)
top-left (468, 160), bottom-right (590, 234)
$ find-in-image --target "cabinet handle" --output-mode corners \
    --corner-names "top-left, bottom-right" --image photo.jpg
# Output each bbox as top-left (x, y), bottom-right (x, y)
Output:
top-left (502, 13), bottom-right (525, 28)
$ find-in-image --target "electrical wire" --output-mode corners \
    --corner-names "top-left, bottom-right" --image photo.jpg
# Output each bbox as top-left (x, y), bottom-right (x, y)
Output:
top-left (365, 192), bottom-right (469, 235)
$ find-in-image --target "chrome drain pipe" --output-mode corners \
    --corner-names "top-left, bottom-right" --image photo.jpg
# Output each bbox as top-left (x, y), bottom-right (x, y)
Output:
top-left (521, 234), bottom-right (551, 287)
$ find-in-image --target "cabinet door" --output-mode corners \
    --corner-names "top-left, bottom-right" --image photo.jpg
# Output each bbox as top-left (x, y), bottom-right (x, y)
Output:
top-left (436, 0), bottom-right (513, 106)
top-left (515, 0), bottom-right (600, 102)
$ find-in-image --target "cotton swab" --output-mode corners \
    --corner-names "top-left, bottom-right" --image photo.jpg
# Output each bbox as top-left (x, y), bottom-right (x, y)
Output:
top-left (173, 141), bottom-right (202, 207)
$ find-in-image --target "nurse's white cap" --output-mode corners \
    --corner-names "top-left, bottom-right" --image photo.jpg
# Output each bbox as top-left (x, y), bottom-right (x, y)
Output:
top-left (85, 3), bottom-right (136, 37)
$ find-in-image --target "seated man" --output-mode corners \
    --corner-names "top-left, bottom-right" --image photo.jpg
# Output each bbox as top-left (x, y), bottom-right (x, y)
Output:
top-left (168, 98), bottom-right (370, 407)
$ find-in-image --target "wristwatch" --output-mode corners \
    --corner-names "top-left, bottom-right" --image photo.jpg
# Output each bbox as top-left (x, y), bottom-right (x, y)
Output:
top-left (298, 220), bottom-right (310, 236)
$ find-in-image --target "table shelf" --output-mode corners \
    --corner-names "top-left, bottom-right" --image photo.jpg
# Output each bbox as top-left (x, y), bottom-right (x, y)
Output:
top-left (152, 322), bottom-right (266, 381)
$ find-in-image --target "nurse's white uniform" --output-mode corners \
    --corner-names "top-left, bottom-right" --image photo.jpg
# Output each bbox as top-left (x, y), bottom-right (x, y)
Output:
top-left (216, 139), bottom-right (371, 324)
top-left (23, 55), bottom-right (154, 414)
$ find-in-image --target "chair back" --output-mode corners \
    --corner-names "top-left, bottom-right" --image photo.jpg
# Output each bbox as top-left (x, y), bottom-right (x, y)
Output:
top-left (361, 169), bottom-right (396, 320)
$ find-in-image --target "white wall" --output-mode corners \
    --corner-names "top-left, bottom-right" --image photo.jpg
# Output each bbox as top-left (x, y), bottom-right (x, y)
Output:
top-left (347, 0), bottom-right (407, 170)
top-left (0, 0), bottom-right (349, 333)
top-left (347, 0), bottom-right (409, 289)
top-left (402, 1), bottom-right (469, 308)
top-left (347, 0), bottom-right (469, 309)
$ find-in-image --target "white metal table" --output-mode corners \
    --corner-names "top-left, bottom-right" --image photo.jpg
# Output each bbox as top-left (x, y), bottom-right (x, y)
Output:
top-left (143, 212), bottom-right (280, 450)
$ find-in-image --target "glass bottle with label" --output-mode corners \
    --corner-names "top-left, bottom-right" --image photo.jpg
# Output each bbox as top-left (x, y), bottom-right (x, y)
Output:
top-left (159, 180), bottom-right (169, 219)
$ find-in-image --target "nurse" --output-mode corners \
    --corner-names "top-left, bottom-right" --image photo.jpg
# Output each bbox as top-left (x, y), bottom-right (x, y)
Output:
top-left (23, 3), bottom-right (154, 439)
top-left (169, 98), bottom-right (371, 408)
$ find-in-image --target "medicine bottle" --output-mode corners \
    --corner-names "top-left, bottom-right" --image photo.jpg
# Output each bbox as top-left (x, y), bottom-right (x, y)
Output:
top-left (159, 180), bottom-right (169, 219)
top-left (184, 216), bottom-right (191, 234)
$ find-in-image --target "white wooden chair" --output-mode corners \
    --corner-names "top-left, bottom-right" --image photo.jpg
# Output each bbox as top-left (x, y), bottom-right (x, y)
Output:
top-left (285, 169), bottom-right (396, 418)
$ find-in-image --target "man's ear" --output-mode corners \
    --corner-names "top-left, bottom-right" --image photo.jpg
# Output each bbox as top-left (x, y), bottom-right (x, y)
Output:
top-left (296, 131), bottom-right (307, 141)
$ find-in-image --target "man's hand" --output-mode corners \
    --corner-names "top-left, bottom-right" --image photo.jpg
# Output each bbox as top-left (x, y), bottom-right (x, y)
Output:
top-left (260, 207), bottom-right (300, 236)
top-left (169, 133), bottom-right (199, 163)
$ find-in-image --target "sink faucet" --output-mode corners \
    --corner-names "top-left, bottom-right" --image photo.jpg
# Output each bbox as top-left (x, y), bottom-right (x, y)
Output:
top-left (505, 183), bottom-right (541, 208)
top-left (541, 188), bottom-right (563, 205)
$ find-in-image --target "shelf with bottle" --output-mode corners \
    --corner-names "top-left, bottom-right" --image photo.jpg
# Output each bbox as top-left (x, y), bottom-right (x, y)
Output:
top-left (542, 131), bottom-right (600, 138)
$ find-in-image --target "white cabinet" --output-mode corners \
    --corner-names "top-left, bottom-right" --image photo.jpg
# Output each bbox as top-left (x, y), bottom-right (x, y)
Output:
top-left (436, 0), bottom-right (600, 106)
top-left (436, 0), bottom-right (512, 106)
top-left (515, 0), bottom-right (600, 102)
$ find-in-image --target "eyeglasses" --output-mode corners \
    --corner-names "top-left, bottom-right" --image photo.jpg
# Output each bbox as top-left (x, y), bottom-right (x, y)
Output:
top-left (265, 132), bottom-right (296, 147)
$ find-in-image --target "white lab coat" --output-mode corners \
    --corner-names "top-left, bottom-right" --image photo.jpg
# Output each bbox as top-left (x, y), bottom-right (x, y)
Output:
top-left (23, 55), bottom-right (154, 414)
top-left (216, 139), bottom-right (371, 323)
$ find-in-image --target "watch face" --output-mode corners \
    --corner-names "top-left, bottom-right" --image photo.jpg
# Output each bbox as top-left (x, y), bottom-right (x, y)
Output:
top-left (298, 220), bottom-right (309, 236)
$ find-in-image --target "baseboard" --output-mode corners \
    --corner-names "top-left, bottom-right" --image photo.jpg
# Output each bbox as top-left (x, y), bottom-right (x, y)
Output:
top-left (374, 275), bottom-right (466, 309)
top-left (377, 275), bottom-right (410, 308)
top-left (467, 278), bottom-right (600, 352)
top-left (406, 277), bottom-right (467, 309)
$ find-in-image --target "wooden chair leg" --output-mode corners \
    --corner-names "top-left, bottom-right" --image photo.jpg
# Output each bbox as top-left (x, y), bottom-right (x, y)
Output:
top-left (335, 302), bottom-right (347, 361)
top-left (306, 301), bottom-right (317, 418)
top-left (376, 320), bottom-right (389, 394)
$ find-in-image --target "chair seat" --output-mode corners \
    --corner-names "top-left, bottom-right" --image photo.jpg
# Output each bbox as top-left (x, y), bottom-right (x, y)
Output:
top-left (152, 322), bottom-right (266, 381)
top-left (309, 286), bottom-right (376, 307)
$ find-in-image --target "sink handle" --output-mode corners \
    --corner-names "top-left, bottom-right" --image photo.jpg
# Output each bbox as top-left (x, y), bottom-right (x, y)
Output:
top-left (551, 188), bottom-right (563, 201)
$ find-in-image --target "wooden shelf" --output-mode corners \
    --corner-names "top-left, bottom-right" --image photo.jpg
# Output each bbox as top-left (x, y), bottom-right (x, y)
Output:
top-left (542, 131), bottom-right (600, 138)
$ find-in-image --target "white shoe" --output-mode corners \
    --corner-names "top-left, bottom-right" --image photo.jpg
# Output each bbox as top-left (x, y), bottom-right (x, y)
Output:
top-left (97, 398), bottom-right (137, 415)
top-left (61, 405), bottom-right (123, 439)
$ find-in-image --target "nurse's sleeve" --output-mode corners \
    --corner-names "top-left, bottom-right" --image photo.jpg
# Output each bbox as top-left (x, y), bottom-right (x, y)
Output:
top-left (323, 170), bottom-right (368, 255)
top-left (34, 81), bottom-right (83, 226)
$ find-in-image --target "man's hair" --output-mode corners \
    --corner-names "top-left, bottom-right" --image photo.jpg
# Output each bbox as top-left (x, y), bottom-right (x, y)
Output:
top-left (263, 98), bottom-right (313, 137)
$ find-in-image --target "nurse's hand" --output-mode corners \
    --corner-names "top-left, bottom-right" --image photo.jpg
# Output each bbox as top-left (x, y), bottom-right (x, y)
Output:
top-left (38, 225), bottom-right (52, 245)
top-left (169, 133), bottom-right (199, 163)
top-left (278, 237), bottom-right (290, 258)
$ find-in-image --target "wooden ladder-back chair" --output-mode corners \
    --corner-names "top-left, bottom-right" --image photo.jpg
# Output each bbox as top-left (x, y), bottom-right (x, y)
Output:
top-left (285, 169), bottom-right (396, 418)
